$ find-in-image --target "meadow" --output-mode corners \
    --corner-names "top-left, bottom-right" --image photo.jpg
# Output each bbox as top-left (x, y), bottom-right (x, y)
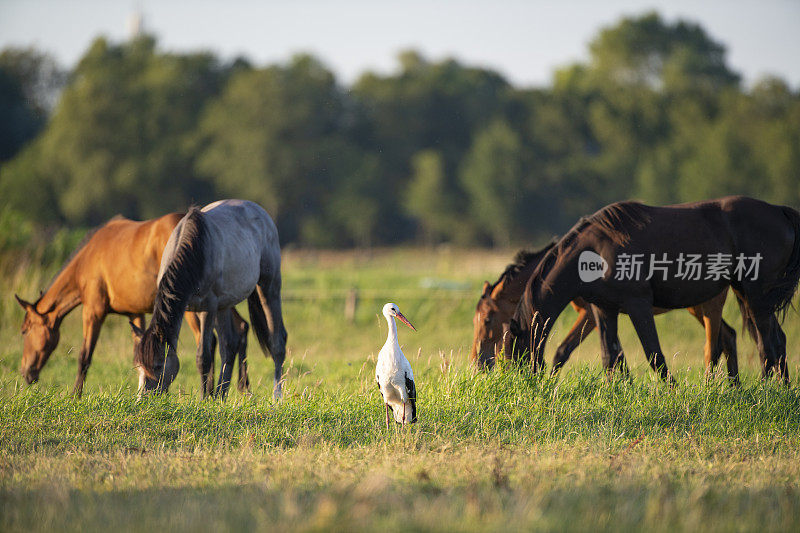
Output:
top-left (1, 248), bottom-right (800, 532)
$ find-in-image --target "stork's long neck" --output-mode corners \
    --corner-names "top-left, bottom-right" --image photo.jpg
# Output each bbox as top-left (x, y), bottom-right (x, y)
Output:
top-left (385, 314), bottom-right (399, 349)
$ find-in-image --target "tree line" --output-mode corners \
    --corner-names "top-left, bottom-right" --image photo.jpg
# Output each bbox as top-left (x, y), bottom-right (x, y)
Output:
top-left (1, 12), bottom-right (798, 249)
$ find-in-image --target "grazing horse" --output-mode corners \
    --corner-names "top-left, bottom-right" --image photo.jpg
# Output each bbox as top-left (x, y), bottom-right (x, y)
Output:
top-left (15, 213), bottom-right (250, 397)
top-left (134, 199), bottom-right (287, 399)
top-left (471, 247), bottom-right (739, 382)
top-left (506, 196), bottom-right (800, 382)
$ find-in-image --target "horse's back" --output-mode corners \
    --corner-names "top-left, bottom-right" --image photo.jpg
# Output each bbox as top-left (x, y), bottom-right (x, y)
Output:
top-left (86, 213), bottom-right (185, 312)
top-left (656, 196), bottom-right (796, 260)
top-left (175, 200), bottom-right (280, 310)
top-left (609, 197), bottom-right (793, 247)
top-left (202, 200), bottom-right (279, 262)
top-left (583, 196), bottom-right (799, 308)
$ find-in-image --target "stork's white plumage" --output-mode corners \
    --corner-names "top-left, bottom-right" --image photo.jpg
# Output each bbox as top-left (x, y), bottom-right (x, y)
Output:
top-left (376, 302), bottom-right (417, 429)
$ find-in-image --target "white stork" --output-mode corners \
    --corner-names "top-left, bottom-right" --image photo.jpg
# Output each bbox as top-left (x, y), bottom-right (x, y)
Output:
top-left (376, 302), bottom-right (417, 429)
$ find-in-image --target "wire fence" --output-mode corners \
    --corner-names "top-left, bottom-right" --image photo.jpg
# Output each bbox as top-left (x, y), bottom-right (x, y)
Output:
top-left (281, 287), bottom-right (478, 322)
top-left (282, 288), bottom-right (475, 301)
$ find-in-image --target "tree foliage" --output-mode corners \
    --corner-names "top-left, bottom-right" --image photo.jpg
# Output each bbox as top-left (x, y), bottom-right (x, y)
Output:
top-left (1, 13), bottom-right (798, 247)
top-left (0, 48), bottom-right (64, 161)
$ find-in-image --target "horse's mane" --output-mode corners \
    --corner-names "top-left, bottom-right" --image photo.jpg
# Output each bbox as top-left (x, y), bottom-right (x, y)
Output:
top-left (135, 207), bottom-right (207, 377)
top-left (493, 240), bottom-right (558, 289)
top-left (43, 215), bottom-right (127, 295)
top-left (517, 202), bottom-right (651, 326)
top-left (554, 201), bottom-right (650, 258)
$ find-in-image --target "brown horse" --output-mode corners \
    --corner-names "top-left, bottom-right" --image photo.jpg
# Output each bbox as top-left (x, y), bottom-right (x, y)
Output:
top-left (15, 213), bottom-right (250, 397)
top-left (472, 246), bottom-right (739, 382)
top-left (507, 196), bottom-right (800, 383)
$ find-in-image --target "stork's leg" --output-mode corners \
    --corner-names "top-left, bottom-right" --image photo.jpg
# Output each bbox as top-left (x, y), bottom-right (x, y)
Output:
top-left (402, 403), bottom-right (406, 427)
top-left (385, 404), bottom-right (390, 431)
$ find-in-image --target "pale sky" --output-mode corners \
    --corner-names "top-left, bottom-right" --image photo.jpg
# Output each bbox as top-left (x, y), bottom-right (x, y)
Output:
top-left (1, 0), bottom-right (798, 89)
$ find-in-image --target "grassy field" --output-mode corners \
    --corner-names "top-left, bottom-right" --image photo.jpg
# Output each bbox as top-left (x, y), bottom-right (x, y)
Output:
top-left (2, 248), bottom-right (800, 531)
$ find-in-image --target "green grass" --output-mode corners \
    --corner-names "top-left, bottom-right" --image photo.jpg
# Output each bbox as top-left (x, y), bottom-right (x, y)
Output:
top-left (1, 248), bottom-right (800, 531)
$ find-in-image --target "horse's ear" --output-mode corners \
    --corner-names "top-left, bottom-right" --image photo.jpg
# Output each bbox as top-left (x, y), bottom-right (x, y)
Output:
top-left (490, 279), bottom-right (506, 300)
top-left (15, 294), bottom-right (35, 313)
top-left (481, 281), bottom-right (492, 297)
top-left (129, 319), bottom-right (145, 340)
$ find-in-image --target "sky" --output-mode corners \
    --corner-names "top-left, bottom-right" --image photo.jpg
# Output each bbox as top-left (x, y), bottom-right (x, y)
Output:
top-left (1, 0), bottom-right (799, 89)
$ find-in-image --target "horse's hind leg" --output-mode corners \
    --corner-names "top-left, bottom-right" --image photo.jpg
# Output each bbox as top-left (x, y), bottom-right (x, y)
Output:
top-left (706, 290), bottom-right (739, 385)
top-left (696, 292), bottom-right (726, 384)
top-left (231, 309), bottom-right (250, 394)
top-left (590, 306), bottom-right (625, 381)
top-left (214, 310), bottom-right (238, 399)
top-left (249, 276), bottom-right (288, 400)
top-left (552, 306), bottom-right (597, 375)
top-left (771, 315), bottom-right (789, 384)
top-left (625, 299), bottom-right (673, 383)
top-left (750, 312), bottom-right (780, 380)
top-left (719, 321), bottom-right (739, 385)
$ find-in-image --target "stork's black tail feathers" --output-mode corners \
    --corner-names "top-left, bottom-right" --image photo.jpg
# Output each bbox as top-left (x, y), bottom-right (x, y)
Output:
top-left (405, 373), bottom-right (417, 424)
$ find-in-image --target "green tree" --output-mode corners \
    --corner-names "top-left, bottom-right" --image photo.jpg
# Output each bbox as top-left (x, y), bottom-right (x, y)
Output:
top-left (323, 153), bottom-right (383, 247)
top-left (587, 11), bottom-right (740, 92)
top-left (0, 69), bottom-right (41, 161)
top-left (675, 81), bottom-right (800, 207)
top-left (197, 54), bottom-right (365, 245)
top-left (3, 12), bottom-right (800, 248)
top-left (1, 36), bottom-right (231, 225)
top-left (0, 48), bottom-right (64, 161)
top-left (404, 150), bottom-right (457, 244)
top-left (352, 52), bottom-right (511, 241)
top-left (460, 120), bottom-right (526, 246)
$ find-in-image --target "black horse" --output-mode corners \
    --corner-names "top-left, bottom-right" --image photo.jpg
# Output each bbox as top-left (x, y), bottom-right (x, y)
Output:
top-left (507, 196), bottom-right (800, 382)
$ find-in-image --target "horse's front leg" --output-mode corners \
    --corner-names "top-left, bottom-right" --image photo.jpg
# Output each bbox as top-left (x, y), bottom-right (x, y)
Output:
top-left (697, 296), bottom-right (725, 384)
top-left (590, 305), bottom-right (624, 381)
top-left (625, 298), bottom-right (674, 384)
top-left (214, 309), bottom-right (238, 399)
top-left (73, 304), bottom-right (107, 397)
top-left (717, 320), bottom-right (739, 385)
top-left (552, 304), bottom-right (597, 375)
top-left (231, 308), bottom-right (250, 394)
top-left (773, 318), bottom-right (789, 384)
top-left (129, 314), bottom-right (145, 349)
top-left (195, 310), bottom-right (216, 398)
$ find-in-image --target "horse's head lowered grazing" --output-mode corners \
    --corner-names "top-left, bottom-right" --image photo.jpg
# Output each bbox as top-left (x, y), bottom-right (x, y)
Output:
top-left (135, 326), bottom-right (181, 394)
top-left (470, 244), bottom-right (556, 370)
top-left (15, 295), bottom-right (61, 384)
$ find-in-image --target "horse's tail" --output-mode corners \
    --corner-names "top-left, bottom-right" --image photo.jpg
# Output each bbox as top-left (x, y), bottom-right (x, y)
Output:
top-left (135, 207), bottom-right (207, 379)
top-left (770, 206), bottom-right (800, 320)
top-left (247, 288), bottom-right (272, 356)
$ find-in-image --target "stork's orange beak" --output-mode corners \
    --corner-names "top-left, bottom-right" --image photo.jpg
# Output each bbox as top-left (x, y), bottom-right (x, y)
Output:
top-left (396, 311), bottom-right (416, 331)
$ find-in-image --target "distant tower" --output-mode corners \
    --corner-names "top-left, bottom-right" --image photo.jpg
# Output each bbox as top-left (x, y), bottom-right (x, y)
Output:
top-left (126, 7), bottom-right (144, 39)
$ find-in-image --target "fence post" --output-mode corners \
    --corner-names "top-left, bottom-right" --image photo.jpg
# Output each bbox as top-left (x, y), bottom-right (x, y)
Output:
top-left (345, 287), bottom-right (359, 323)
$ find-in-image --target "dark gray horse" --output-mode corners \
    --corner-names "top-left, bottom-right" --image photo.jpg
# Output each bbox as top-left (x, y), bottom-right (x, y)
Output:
top-left (135, 199), bottom-right (287, 399)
